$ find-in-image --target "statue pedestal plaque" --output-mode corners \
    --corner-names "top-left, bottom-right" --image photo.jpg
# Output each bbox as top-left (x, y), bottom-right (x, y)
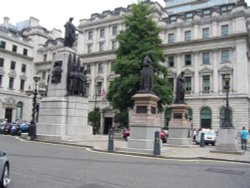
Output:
top-left (167, 104), bottom-right (192, 145)
top-left (37, 48), bottom-right (92, 141)
top-left (126, 93), bottom-right (162, 153)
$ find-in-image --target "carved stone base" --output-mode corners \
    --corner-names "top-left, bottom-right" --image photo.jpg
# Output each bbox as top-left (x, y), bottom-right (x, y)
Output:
top-left (168, 104), bottom-right (192, 145)
top-left (127, 93), bottom-right (162, 151)
top-left (211, 128), bottom-right (244, 155)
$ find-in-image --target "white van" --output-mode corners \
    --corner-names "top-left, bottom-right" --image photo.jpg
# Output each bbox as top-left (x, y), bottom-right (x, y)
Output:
top-left (195, 129), bottom-right (216, 146)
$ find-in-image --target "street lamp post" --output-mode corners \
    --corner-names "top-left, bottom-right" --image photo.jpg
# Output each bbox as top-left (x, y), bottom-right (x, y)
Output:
top-left (222, 75), bottom-right (233, 128)
top-left (25, 75), bottom-right (46, 140)
top-left (93, 83), bottom-right (98, 135)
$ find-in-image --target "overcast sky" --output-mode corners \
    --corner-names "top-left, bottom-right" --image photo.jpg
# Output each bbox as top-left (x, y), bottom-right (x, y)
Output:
top-left (0, 0), bottom-right (249, 32)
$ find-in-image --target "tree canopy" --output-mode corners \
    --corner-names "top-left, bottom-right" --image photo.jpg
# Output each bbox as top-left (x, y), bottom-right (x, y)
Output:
top-left (107, 1), bottom-right (173, 112)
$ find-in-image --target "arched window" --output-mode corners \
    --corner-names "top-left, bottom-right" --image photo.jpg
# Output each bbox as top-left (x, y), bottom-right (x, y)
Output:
top-left (200, 107), bottom-right (212, 129)
top-left (219, 107), bottom-right (232, 128)
top-left (16, 102), bottom-right (23, 121)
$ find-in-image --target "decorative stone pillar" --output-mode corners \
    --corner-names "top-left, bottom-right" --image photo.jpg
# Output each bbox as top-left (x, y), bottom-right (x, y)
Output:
top-left (127, 93), bottom-right (162, 152)
top-left (167, 104), bottom-right (192, 145)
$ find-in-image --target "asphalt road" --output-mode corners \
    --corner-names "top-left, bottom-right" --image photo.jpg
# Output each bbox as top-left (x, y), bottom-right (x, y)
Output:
top-left (0, 135), bottom-right (250, 188)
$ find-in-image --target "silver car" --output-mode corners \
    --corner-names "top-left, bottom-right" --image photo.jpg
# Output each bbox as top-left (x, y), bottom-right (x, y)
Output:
top-left (0, 151), bottom-right (10, 188)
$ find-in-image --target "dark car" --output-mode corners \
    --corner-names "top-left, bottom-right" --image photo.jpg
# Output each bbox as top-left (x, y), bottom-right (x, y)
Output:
top-left (2, 124), bottom-right (12, 135)
top-left (10, 123), bottom-right (20, 136)
top-left (123, 129), bottom-right (167, 143)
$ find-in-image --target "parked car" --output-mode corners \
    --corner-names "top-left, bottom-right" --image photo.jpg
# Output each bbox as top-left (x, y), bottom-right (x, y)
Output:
top-left (0, 151), bottom-right (10, 188)
top-left (19, 122), bottom-right (29, 133)
top-left (2, 124), bottom-right (12, 135)
top-left (10, 122), bottom-right (20, 136)
top-left (195, 129), bottom-right (216, 146)
top-left (123, 129), bottom-right (167, 143)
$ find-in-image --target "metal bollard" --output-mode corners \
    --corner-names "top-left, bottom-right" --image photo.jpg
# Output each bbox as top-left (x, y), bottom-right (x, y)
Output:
top-left (153, 131), bottom-right (161, 156)
top-left (200, 132), bottom-right (205, 147)
top-left (108, 128), bottom-right (114, 151)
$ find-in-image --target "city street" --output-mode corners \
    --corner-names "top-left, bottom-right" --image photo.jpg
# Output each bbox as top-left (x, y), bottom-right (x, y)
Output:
top-left (0, 135), bottom-right (249, 188)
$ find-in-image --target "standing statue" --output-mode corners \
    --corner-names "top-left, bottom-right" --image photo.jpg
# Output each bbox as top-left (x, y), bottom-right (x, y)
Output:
top-left (51, 61), bottom-right (63, 84)
top-left (64, 17), bottom-right (82, 48)
top-left (174, 71), bottom-right (186, 104)
top-left (68, 63), bottom-right (78, 95)
top-left (78, 66), bottom-right (87, 97)
top-left (140, 51), bottom-right (153, 92)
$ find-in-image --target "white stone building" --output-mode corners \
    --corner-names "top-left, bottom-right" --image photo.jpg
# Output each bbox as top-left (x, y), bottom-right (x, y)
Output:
top-left (0, 17), bottom-right (62, 123)
top-left (1, 0), bottom-right (250, 134)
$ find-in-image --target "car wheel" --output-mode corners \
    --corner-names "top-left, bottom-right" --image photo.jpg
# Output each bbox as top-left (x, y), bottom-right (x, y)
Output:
top-left (0, 164), bottom-right (10, 188)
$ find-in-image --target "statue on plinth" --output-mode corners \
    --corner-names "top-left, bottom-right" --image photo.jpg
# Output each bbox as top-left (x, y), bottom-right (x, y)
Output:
top-left (64, 17), bottom-right (82, 48)
top-left (174, 71), bottom-right (186, 104)
top-left (140, 51), bottom-right (153, 92)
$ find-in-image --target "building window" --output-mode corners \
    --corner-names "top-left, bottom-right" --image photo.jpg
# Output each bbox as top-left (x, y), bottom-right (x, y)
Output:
top-left (221, 25), bottom-right (229, 36)
top-left (168, 33), bottom-right (175, 44)
top-left (21, 64), bottom-right (26, 73)
top-left (95, 82), bottom-right (102, 96)
top-left (0, 41), bottom-right (6, 49)
top-left (23, 48), bottom-right (28, 56)
top-left (169, 16), bottom-right (177, 23)
top-left (42, 71), bottom-right (46, 80)
top-left (88, 31), bottom-right (93, 40)
top-left (100, 28), bottom-right (105, 38)
top-left (43, 54), bottom-right (47, 61)
top-left (9, 77), bottom-right (14, 89)
top-left (202, 28), bottom-right (209, 39)
top-left (167, 56), bottom-right (174, 67)
top-left (168, 78), bottom-right (174, 91)
top-left (0, 75), bottom-right (2, 87)
top-left (221, 50), bottom-right (230, 63)
top-left (87, 44), bottom-right (93, 54)
top-left (222, 74), bottom-right (230, 90)
top-left (85, 83), bottom-right (90, 97)
top-left (221, 5), bottom-right (233, 14)
top-left (185, 54), bottom-right (192, 66)
top-left (0, 58), bottom-right (4, 67)
top-left (98, 63), bottom-right (104, 73)
top-left (202, 75), bottom-right (210, 93)
top-left (185, 13), bottom-right (193, 21)
top-left (12, 45), bottom-right (17, 53)
top-left (16, 102), bottom-right (23, 121)
top-left (10, 61), bottom-right (16, 70)
top-left (20, 79), bottom-right (25, 91)
top-left (200, 107), bottom-right (212, 129)
top-left (203, 9), bottom-right (211, 18)
top-left (112, 26), bottom-right (118, 35)
top-left (184, 31), bottom-right (191, 41)
top-left (185, 76), bottom-right (192, 92)
top-left (112, 41), bottom-right (117, 50)
top-left (86, 65), bottom-right (91, 74)
top-left (202, 52), bottom-right (210, 64)
top-left (99, 42), bottom-right (105, 52)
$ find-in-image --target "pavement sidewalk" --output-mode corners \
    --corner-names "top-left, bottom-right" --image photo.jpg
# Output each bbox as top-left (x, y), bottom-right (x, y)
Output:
top-left (42, 138), bottom-right (250, 164)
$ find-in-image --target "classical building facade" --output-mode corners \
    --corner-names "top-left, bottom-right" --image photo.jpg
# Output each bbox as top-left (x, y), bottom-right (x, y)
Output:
top-left (1, 0), bottom-right (250, 134)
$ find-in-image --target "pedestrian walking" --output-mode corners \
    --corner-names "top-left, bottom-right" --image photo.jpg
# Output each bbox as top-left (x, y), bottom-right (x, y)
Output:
top-left (240, 127), bottom-right (248, 151)
top-left (192, 129), bottom-right (197, 142)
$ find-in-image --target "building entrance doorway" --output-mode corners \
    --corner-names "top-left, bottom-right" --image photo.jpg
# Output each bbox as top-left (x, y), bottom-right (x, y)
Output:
top-left (5, 108), bottom-right (12, 123)
top-left (104, 117), bottom-right (112, 134)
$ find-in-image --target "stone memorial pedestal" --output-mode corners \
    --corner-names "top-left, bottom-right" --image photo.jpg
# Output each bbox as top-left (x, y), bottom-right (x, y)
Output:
top-left (211, 128), bottom-right (244, 155)
top-left (37, 48), bottom-right (92, 141)
top-left (125, 93), bottom-right (162, 154)
top-left (167, 104), bottom-right (192, 145)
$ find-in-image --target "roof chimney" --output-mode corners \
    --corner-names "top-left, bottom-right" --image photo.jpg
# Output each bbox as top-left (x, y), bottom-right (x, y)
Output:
top-left (3, 17), bottom-right (10, 26)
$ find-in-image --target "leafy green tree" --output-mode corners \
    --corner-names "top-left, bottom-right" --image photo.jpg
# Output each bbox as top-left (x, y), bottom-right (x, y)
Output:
top-left (88, 107), bottom-right (100, 134)
top-left (114, 112), bottom-right (129, 128)
top-left (107, 1), bottom-right (173, 112)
